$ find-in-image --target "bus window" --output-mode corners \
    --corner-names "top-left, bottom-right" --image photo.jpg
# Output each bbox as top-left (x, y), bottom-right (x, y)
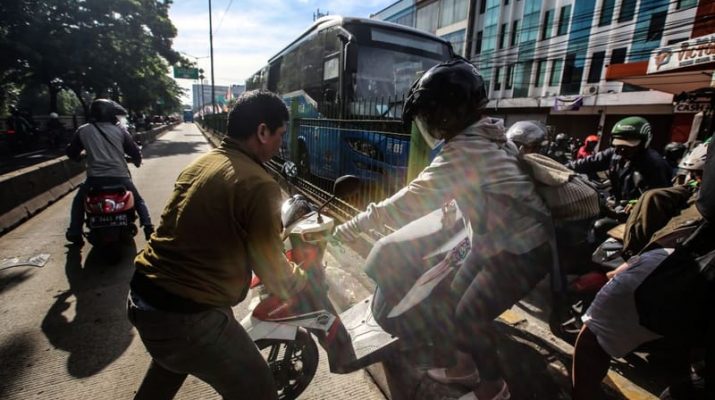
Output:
top-left (323, 56), bottom-right (339, 81)
top-left (355, 46), bottom-right (443, 99)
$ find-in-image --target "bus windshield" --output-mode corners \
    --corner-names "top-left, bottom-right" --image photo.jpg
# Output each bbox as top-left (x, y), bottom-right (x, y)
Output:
top-left (355, 28), bottom-right (450, 99)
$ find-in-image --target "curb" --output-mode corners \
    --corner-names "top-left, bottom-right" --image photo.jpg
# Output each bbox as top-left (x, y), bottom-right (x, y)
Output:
top-left (0, 123), bottom-right (179, 235)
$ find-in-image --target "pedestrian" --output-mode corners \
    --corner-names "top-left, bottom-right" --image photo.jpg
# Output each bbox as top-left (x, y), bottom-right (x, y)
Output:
top-left (128, 90), bottom-right (315, 400)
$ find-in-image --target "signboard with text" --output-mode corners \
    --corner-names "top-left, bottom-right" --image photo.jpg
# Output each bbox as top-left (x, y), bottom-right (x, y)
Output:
top-left (648, 33), bottom-right (715, 74)
top-left (674, 100), bottom-right (712, 114)
top-left (173, 66), bottom-right (199, 79)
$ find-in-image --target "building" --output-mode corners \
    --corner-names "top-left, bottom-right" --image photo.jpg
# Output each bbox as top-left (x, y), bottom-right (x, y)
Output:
top-left (372, 0), bottom-right (711, 146)
top-left (191, 84), bottom-right (245, 113)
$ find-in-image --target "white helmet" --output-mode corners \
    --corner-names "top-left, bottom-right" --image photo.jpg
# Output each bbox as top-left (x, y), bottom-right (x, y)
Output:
top-left (506, 120), bottom-right (548, 148)
top-left (49, 112), bottom-right (59, 118)
top-left (679, 142), bottom-right (708, 171)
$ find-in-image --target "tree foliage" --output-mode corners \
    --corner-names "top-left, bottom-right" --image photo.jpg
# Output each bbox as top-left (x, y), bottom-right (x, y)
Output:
top-left (0, 0), bottom-right (189, 115)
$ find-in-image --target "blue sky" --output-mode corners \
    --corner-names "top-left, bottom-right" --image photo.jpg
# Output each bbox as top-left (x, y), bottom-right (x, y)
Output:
top-left (169, 0), bottom-right (393, 103)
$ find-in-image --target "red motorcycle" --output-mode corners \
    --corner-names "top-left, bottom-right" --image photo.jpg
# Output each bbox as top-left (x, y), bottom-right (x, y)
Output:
top-left (84, 184), bottom-right (138, 258)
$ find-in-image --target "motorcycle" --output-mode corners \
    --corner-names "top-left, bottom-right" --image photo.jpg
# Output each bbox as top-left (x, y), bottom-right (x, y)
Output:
top-left (241, 162), bottom-right (471, 400)
top-left (83, 183), bottom-right (138, 259)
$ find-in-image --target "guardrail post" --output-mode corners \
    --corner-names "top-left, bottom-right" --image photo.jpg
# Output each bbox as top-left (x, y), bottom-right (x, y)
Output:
top-left (406, 122), bottom-right (430, 182)
top-left (289, 98), bottom-right (299, 162)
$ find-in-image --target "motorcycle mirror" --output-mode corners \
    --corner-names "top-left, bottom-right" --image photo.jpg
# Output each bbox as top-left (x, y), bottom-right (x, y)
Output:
top-left (332, 175), bottom-right (360, 198)
top-left (282, 161), bottom-right (298, 179)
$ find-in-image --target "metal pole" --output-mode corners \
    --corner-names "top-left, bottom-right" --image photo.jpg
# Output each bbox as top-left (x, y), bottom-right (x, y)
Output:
top-left (208, 0), bottom-right (216, 117)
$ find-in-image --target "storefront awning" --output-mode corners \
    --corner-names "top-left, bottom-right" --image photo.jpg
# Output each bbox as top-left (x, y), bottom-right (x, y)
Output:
top-left (605, 60), bottom-right (715, 94)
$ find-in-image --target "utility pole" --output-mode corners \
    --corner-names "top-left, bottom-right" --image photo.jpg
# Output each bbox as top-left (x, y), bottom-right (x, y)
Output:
top-left (199, 70), bottom-right (205, 116)
top-left (209, 0), bottom-right (216, 116)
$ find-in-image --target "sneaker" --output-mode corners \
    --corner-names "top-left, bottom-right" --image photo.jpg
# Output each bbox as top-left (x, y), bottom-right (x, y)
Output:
top-left (65, 232), bottom-right (84, 246)
top-left (143, 225), bottom-right (154, 241)
top-left (427, 368), bottom-right (480, 387)
top-left (457, 381), bottom-right (511, 400)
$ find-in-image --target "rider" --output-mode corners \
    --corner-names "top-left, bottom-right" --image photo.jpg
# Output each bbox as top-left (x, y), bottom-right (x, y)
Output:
top-left (547, 132), bottom-right (572, 163)
top-left (568, 116), bottom-right (672, 203)
top-left (576, 134), bottom-right (599, 160)
top-left (65, 99), bottom-right (153, 245)
top-left (506, 120), bottom-right (547, 155)
top-left (46, 112), bottom-right (65, 148)
top-left (334, 58), bottom-right (553, 400)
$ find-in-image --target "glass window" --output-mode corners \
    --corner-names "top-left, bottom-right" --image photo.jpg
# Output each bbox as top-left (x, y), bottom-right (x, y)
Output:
top-left (677, 0), bottom-right (698, 10)
top-left (646, 12), bottom-right (667, 42)
top-left (371, 28), bottom-right (444, 54)
top-left (440, 0), bottom-right (456, 27)
top-left (599, 0), bottom-right (615, 27)
top-left (494, 67), bottom-right (502, 90)
top-left (505, 0), bottom-right (509, 5)
top-left (506, 65), bottom-right (514, 89)
top-left (557, 5), bottom-right (571, 36)
top-left (511, 20), bottom-right (519, 46)
top-left (549, 59), bottom-right (563, 86)
top-left (454, 0), bottom-right (468, 21)
top-left (587, 51), bottom-right (605, 83)
top-left (416, 2), bottom-right (439, 33)
top-left (441, 30), bottom-right (466, 56)
top-left (611, 47), bottom-right (627, 65)
top-left (390, 11), bottom-right (415, 27)
top-left (480, 0), bottom-right (487, 14)
top-left (475, 31), bottom-right (483, 54)
top-left (618, 0), bottom-right (636, 23)
top-left (542, 10), bottom-right (554, 40)
top-left (499, 23), bottom-right (507, 49)
top-left (535, 59), bottom-right (546, 87)
top-left (323, 57), bottom-right (339, 81)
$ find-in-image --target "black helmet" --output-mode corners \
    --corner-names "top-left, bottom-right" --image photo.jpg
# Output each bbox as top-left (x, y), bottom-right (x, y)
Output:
top-left (555, 133), bottom-right (569, 143)
top-left (403, 57), bottom-right (488, 148)
top-left (664, 142), bottom-right (687, 164)
top-left (90, 99), bottom-right (127, 123)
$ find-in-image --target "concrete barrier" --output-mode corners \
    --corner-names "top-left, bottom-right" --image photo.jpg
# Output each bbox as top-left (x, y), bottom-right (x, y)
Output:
top-left (0, 122), bottom-right (180, 235)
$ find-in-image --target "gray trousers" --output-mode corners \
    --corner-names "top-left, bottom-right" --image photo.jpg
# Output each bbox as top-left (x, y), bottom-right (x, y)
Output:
top-left (127, 297), bottom-right (278, 400)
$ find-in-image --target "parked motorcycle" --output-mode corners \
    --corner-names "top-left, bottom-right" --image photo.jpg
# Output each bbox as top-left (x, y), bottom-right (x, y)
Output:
top-left (83, 183), bottom-right (138, 259)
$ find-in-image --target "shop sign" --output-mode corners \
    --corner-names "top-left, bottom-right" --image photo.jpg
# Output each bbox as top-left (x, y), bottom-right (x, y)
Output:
top-left (648, 33), bottom-right (715, 74)
top-left (674, 100), bottom-right (712, 114)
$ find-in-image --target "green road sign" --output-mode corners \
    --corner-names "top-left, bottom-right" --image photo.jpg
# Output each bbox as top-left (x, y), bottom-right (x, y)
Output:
top-left (173, 66), bottom-right (199, 79)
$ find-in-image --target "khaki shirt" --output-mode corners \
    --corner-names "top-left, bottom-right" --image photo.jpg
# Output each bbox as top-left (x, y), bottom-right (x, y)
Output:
top-left (135, 137), bottom-right (305, 306)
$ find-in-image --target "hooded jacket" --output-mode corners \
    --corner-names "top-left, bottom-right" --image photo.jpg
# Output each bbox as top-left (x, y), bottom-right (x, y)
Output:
top-left (345, 117), bottom-right (551, 259)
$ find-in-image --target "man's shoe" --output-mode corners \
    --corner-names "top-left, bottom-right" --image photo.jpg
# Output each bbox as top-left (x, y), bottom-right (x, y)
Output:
top-left (427, 368), bottom-right (480, 387)
top-left (143, 225), bottom-right (154, 241)
top-left (65, 232), bottom-right (84, 246)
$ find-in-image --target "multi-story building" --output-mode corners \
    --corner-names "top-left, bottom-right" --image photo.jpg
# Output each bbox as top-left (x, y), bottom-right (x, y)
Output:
top-left (191, 84), bottom-right (245, 113)
top-left (372, 0), bottom-right (711, 146)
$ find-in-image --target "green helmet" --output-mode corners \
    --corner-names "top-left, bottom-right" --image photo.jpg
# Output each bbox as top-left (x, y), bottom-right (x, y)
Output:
top-left (611, 116), bottom-right (652, 148)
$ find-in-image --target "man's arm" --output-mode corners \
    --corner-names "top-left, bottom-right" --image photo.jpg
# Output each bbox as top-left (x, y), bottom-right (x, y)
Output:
top-left (65, 130), bottom-right (84, 161)
top-left (244, 181), bottom-right (306, 300)
top-left (567, 147), bottom-right (614, 175)
top-left (121, 129), bottom-right (142, 167)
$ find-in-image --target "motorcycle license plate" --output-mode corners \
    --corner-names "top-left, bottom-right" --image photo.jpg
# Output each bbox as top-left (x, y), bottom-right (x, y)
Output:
top-left (89, 214), bottom-right (128, 228)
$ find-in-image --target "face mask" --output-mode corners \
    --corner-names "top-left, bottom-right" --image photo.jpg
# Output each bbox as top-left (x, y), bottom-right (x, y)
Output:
top-left (415, 116), bottom-right (444, 149)
top-left (117, 115), bottom-right (128, 128)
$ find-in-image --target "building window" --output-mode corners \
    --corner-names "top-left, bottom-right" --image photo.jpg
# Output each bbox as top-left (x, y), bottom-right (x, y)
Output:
top-left (535, 59), bottom-right (547, 87)
top-left (618, 0), bottom-right (636, 23)
top-left (499, 23), bottom-right (507, 49)
top-left (549, 59), bottom-right (563, 86)
top-left (598, 0), bottom-right (615, 27)
top-left (646, 11), bottom-right (667, 42)
top-left (390, 11), bottom-right (415, 27)
top-left (440, 0), bottom-right (469, 28)
top-left (542, 10), bottom-right (554, 40)
top-left (442, 30), bottom-right (466, 56)
top-left (494, 67), bottom-right (502, 90)
top-left (677, 0), bottom-right (698, 10)
top-left (557, 5), bottom-right (571, 36)
top-left (475, 31), bottom-right (483, 54)
top-left (506, 65), bottom-right (514, 89)
top-left (667, 37), bottom-right (687, 45)
top-left (511, 20), bottom-right (520, 46)
top-left (480, 0), bottom-right (487, 14)
top-left (611, 47), bottom-right (627, 65)
top-left (505, 0), bottom-right (509, 5)
top-left (416, 2), bottom-right (440, 33)
top-left (587, 51), bottom-right (606, 83)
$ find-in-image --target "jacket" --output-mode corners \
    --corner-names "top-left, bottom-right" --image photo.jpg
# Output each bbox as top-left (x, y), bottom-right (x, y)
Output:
top-left (568, 147), bottom-right (672, 202)
top-left (66, 122), bottom-right (141, 178)
top-left (345, 117), bottom-right (551, 259)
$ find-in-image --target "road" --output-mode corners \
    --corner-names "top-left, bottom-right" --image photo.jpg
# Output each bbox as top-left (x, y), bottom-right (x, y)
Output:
top-left (0, 123), bottom-right (385, 400)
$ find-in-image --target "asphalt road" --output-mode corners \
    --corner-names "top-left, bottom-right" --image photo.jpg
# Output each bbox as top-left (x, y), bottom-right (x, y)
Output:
top-left (0, 123), bottom-right (385, 400)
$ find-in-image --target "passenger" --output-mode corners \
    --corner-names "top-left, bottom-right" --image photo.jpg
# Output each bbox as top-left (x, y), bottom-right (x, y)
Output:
top-left (334, 58), bottom-right (553, 400)
top-left (546, 132), bottom-right (572, 164)
top-left (663, 141), bottom-right (688, 176)
top-left (505, 120), bottom-right (548, 155)
top-left (65, 99), bottom-right (153, 245)
top-left (571, 141), bottom-right (714, 400)
top-left (576, 134), bottom-right (599, 160)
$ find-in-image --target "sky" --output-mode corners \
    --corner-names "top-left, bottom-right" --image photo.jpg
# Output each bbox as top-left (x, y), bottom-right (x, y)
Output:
top-left (168, 0), bottom-right (394, 105)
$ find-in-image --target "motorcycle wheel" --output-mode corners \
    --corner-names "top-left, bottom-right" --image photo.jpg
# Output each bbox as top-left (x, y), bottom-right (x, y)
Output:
top-left (549, 296), bottom-right (590, 343)
top-left (256, 329), bottom-right (319, 400)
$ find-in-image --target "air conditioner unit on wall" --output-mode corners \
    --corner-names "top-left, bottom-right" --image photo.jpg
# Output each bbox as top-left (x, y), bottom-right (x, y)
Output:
top-left (582, 85), bottom-right (599, 95)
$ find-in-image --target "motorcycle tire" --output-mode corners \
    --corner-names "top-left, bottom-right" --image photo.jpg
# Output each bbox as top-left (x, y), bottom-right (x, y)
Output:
top-left (548, 296), bottom-right (591, 343)
top-left (256, 329), bottom-right (318, 400)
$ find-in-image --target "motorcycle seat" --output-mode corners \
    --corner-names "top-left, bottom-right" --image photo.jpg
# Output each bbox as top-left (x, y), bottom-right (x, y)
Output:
top-left (87, 184), bottom-right (128, 196)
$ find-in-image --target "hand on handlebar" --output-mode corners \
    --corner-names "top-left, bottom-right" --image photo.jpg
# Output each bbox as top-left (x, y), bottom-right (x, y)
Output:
top-left (333, 221), bottom-right (361, 243)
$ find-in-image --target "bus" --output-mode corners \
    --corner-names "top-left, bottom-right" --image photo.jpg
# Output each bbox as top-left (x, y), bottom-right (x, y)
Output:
top-left (246, 16), bottom-right (453, 183)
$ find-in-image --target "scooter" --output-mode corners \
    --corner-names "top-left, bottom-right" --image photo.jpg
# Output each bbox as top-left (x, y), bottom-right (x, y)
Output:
top-left (241, 162), bottom-right (471, 400)
top-left (83, 183), bottom-right (138, 259)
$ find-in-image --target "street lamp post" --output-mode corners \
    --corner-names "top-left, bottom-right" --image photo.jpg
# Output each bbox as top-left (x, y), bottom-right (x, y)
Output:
top-left (199, 71), bottom-right (205, 117)
top-left (208, 0), bottom-right (216, 121)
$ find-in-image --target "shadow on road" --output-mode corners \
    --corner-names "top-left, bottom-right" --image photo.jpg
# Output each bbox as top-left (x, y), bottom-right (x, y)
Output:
top-left (41, 242), bottom-right (137, 378)
top-left (142, 139), bottom-right (207, 159)
top-left (0, 333), bottom-right (35, 398)
top-left (0, 270), bottom-right (34, 296)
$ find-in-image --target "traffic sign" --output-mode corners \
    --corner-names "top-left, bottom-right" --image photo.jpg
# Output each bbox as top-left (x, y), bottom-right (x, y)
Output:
top-left (173, 66), bottom-right (199, 79)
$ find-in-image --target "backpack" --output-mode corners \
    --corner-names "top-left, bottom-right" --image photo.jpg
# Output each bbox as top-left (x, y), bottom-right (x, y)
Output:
top-left (520, 153), bottom-right (601, 222)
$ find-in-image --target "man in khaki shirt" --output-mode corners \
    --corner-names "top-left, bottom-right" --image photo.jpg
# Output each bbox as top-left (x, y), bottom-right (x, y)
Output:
top-left (128, 91), bottom-right (307, 400)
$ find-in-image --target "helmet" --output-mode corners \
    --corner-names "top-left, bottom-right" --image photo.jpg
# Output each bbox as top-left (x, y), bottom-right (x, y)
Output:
top-left (506, 120), bottom-right (547, 148)
top-left (555, 133), bottom-right (569, 143)
top-left (585, 135), bottom-right (599, 144)
top-left (49, 112), bottom-right (59, 119)
top-left (664, 142), bottom-right (687, 164)
top-left (403, 58), bottom-right (488, 149)
top-left (611, 116), bottom-right (652, 148)
top-left (281, 194), bottom-right (313, 228)
top-left (89, 99), bottom-right (127, 123)
top-left (679, 142), bottom-right (709, 171)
